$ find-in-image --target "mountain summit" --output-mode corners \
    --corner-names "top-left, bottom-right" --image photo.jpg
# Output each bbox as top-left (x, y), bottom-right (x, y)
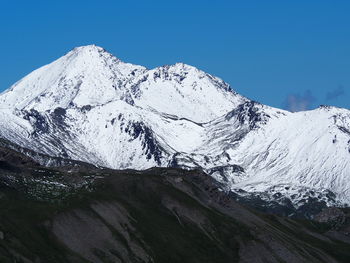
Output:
top-left (0, 45), bottom-right (146, 111)
top-left (0, 45), bottom-right (244, 122)
top-left (0, 46), bottom-right (349, 210)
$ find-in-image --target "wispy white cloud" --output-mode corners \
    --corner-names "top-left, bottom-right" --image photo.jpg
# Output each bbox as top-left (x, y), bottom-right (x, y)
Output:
top-left (283, 90), bottom-right (316, 112)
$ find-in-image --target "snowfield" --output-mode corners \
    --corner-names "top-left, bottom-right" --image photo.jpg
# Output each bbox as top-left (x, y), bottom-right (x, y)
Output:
top-left (0, 45), bottom-right (349, 207)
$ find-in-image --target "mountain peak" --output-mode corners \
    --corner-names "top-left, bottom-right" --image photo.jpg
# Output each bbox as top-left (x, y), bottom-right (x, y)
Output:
top-left (70, 44), bottom-right (114, 55)
top-left (65, 44), bottom-right (122, 64)
top-left (71, 44), bottom-right (109, 56)
top-left (74, 44), bottom-right (102, 50)
top-left (0, 45), bottom-right (144, 111)
top-left (0, 46), bottom-right (243, 121)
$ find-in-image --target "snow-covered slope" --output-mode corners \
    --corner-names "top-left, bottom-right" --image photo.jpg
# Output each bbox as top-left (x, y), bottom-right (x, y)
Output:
top-left (0, 45), bottom-right (244, 168)
top-left (0, 45), bottom-right (349, 208)
top-left (199, 104), bottom-right (350, 206)
top-left (0, 46), bottom-right (146, 111)
top-left (0, 45), bottom-right (244, 122)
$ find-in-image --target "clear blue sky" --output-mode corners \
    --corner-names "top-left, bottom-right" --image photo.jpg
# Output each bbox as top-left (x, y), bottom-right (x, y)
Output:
top-left (1, 0), bottom-right (349, 111)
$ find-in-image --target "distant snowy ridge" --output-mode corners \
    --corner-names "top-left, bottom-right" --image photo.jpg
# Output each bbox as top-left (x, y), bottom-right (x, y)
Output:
top-left (0, 45), bottom-right (349, 208)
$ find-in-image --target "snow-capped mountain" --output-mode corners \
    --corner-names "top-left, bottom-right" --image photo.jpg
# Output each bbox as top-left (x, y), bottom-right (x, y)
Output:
top-left (0, 45), bottom-right (349, 209)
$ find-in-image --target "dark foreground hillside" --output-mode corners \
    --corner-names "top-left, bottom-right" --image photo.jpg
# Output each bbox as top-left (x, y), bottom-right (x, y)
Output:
top-left (0, 143), bottom-right (349, 263)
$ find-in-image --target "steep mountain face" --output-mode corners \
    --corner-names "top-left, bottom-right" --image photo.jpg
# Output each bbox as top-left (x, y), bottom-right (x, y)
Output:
top-left (0, 45), bottom-right (243, 122)
top-left (0, 45), bottom-right (349, 211)
top-left (0, 143), bottom-right (349, 263)
top-left (196, 104), bottom-right (350, 209)
top-left (0, 45), bottom-right (245, 168)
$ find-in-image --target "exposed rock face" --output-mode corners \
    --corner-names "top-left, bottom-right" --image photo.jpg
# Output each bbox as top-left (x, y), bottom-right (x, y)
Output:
top-left (315, 207), bottom-right (346, 227)
top-left (313, 207), bottom-right (350, 246)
